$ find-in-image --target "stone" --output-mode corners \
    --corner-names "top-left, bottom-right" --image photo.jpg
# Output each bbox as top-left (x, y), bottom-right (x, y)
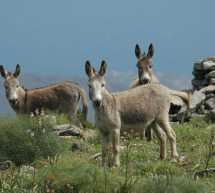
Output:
top-left (72, 139), bottom-right (87, 151)
top-left (204, 98), bottom-right (215, 110)
top-left (0, 160), bottom-right (12, 170)
top-left (80, 130), bottom-right (98, 142)
top-left (91, 152), bottom-right (102, 159)
top-left (200, 85), bottom-right (215, 95)
top-left (205, 70), bottom-right (215, 79)
top-left (210, 78), bottom-right (215, 85)
top-left (191, 79), bottom-right (203, 87)
top-left (206, 109), bottom-right (215, 122)
top-left (189, 90), bottom-right (206, 113)
top-left (194, 58), bottom-right (215, 71)
top-left (202, 79), bottom-right (209, 86)
top-left (53, 124), bottom-right (83, 136)
top-left (205, 93), bottom-right (214, 100)
top-left (192, 70), bottom-right (206, 76)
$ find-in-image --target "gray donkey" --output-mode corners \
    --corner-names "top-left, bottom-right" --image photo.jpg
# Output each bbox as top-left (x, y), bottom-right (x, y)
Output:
top-left (85, 60), bottom-right (189, 166)
top-left (130, 44), bottom-right (159, 141)
top-left (0, 64), bottom-right (88, 128)
top-left (130, 44), bottom-right (159, 89)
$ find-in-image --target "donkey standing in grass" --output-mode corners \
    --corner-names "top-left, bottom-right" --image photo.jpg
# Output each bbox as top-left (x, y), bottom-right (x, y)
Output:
top-left (130, 44), bottom-right (159, 141)
top-left (0, 64), bottom-right (88, 129)
top-left (85, 60), bottom-right (189, 166)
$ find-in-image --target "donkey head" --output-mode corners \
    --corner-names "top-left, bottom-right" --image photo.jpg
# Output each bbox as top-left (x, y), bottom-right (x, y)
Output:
top-left (85, 60), bottom-right (107, 108)
top-left (135, 44), bottom-right (154, 84)
top-left (0, 64), bottom-right (21, 105)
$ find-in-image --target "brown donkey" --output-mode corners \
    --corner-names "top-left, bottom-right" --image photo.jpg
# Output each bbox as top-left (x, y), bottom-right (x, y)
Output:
top-left (85, 60), bottom-right (189, 166)
top-left (0, 64), bottom-right (88, 128)
top-left (130, 44), bottom-right (159, 141)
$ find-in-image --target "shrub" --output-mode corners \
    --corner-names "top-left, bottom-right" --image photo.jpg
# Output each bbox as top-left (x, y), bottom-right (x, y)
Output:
top-left (0, 115), bottom-right (66, 166)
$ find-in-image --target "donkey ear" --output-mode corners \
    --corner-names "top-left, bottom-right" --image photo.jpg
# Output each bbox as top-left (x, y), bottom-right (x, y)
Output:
top-left (99, 60), bottom-right (107, 76)
top-left (135, 44), bottom-right (142, 59)
top-left (0, 65), bottom-right (8, 79)
top-left (13, 64), bottom-right (21, 78)
top-left (85, 61), bottom-right (94, 77)
top-left (147, 44), bottom-right (154, 58)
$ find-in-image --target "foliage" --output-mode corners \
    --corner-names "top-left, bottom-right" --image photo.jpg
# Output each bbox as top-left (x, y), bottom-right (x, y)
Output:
top-left (0, 114), bottom-right (66, 166)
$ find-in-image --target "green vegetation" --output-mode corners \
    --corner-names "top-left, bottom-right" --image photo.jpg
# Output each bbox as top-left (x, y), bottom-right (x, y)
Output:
top-left (0, 113), bottom-right (214, 192)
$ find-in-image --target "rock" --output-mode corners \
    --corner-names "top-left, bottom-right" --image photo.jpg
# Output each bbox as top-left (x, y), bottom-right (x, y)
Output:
top-left (44, 115), bottom-right (57, 125)
top-left (204, 98), bottom-right (215, 110)
top-left (206, 109), bottom-right (215, 122)
top-left (53, 124), bottom-right (83, 136)
top-left (80, 130), bottom-right (98, 142)
top-left (91, 152), bottom-right (102, 159)
top-left (191, 79), bottom-right (203, 87)
top-left (205, 70), bottom-right (215, 79)
top-left (189, 90), bottom-right (206, 113)
top-left (192, 70), bottom-right (206, 76)
top-left (210, 78), bottom-right (215, 85)
top-left (202, 79), bottom-right (209, 86)
top-left (205, 93), bottom-right (214, 100)
top-left (72, 139), bottom-right (87, 151)
top-left (200, 85), bottom-right (215, 95)
top-left (194, 58), bottom-right (215, 71)
top-left (0, 160), bottom-right (12, 170)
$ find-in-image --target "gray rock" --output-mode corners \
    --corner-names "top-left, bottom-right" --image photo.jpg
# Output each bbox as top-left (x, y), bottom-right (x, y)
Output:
top-left (192, 79), bottom-right (203, 87)
top-left (210, 78), bottom-right (215, 85)
top-left (189, 90), bottom-right (206, 113)
top-left (207, 109), bottom-right (215, 122)
top-left (194, 58), bottom-right (215, 71)
top-left (72, 139), bottom-right (87, 151)
top-left (204, 98), bottom-right (215, 110)
top-left (53, 124), bottom-right (83, 136)
top-left (0, 160), bottom-right (12, 170)
top-left (192, 70), bottom-right (206, 76)
top-left (200, 85), bottom-right (215, 95)
top-left (205, 93), bottom-right (214, 100)
top-left (205, 70), bottom-right (215, 79)
top-left (202, 79), bottom-right (209, 86)
top-left (80, 130), bottom-right (98, 142)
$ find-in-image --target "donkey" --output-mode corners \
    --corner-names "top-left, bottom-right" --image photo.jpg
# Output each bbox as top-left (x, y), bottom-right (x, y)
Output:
top-left (130, 43), bottom-right (159, 89)
top-left (0, 64), bottom-right (88, 129)
top-left (85, 60), bottom-right (189, 166)
top-left (130, 44), bottom-right (159, 141)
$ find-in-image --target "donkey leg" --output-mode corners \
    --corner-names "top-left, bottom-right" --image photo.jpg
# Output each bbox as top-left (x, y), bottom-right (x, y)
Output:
top-left (99, 130), bottom-right (109, 167)
top-left (67, 112), bottom-right (83, 129)
top-left (111, 128), bottom-right (120, 166)
top-left (151, 122), bottom-right (166, 159)
top-left (157, 118), bottom-right (178, 159)
top-left (145, 126), bottom-right (153, 141)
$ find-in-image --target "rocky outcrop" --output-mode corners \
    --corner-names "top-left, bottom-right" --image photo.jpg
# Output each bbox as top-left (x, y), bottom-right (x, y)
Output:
top-left (170, 57), bottom-right (215, 122)
top-left (192, 57), bottom-right (215, 90)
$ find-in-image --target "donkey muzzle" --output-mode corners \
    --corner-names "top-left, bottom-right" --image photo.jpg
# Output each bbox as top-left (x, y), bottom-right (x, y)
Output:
top-left (9, 98), bottom-right (18, 105)
top-left (93, 99), bottom-right (102, 107)
top-left (140, 77), bottom-right (150, 84)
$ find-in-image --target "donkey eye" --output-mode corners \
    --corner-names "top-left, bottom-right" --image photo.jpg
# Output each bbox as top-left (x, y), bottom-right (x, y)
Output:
top-left (88, 85), bottom-right (92, 88)
top-left (16, 85), bottom-right (19, 88)
top-left (149, 66), bottom-right (152, 69)
top-left (5, 86), bottom-right (8, 89)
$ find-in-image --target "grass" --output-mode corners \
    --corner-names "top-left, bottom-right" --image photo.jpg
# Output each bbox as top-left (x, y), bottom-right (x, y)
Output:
top-left (0, 112), bottom-right (215, 192)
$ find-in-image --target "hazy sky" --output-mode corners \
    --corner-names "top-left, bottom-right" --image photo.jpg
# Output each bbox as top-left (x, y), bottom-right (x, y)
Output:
top-left (0, 0), bottom-right (214, 77)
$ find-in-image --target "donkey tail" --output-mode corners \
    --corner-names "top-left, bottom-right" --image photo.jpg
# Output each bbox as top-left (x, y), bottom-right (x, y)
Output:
top-left (169, 89), bottom-right (190, 117)
top-left (78, 87), bottom-right (88, 121)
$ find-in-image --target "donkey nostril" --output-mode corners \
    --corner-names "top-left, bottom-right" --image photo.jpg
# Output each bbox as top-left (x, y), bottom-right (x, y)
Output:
top-left (141, 78), bottom-right (149, 84)
top-left (93, 100), bottom-right (102, 107)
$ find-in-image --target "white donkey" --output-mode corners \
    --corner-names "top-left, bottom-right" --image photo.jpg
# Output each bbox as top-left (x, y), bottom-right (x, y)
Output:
top-left (85, 60), bottom-right (189, 166)
top-left (0, 64), bottom-right (88, 129)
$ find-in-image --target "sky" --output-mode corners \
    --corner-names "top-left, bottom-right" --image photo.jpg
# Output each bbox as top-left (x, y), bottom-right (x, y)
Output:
top-left (0, 0), bottom-right (215, 78)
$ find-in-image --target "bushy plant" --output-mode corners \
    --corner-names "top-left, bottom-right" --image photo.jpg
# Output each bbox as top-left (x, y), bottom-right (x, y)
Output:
top-left (0, 114), bottom-right (66, 166)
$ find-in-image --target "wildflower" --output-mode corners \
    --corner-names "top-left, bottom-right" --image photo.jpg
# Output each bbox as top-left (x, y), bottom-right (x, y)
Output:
top-left (38, 120), bottom-right (42, 127)
top-left (31, 132), bottom-right (34, 137)
top-left (30, 112), bottom-right (34, 118)
top-left (130, 130), bottom-right (134, 134)
top-left (27, 129), bottom-right (31, 134)
top-left (40, 108), bottom-right (44, 116)
top-left (123, 131), bottom-right (127, 136)
top-left (35, 108), bottom-right (39, 115)
top-left (43, 129), bottom-right (45, 133)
